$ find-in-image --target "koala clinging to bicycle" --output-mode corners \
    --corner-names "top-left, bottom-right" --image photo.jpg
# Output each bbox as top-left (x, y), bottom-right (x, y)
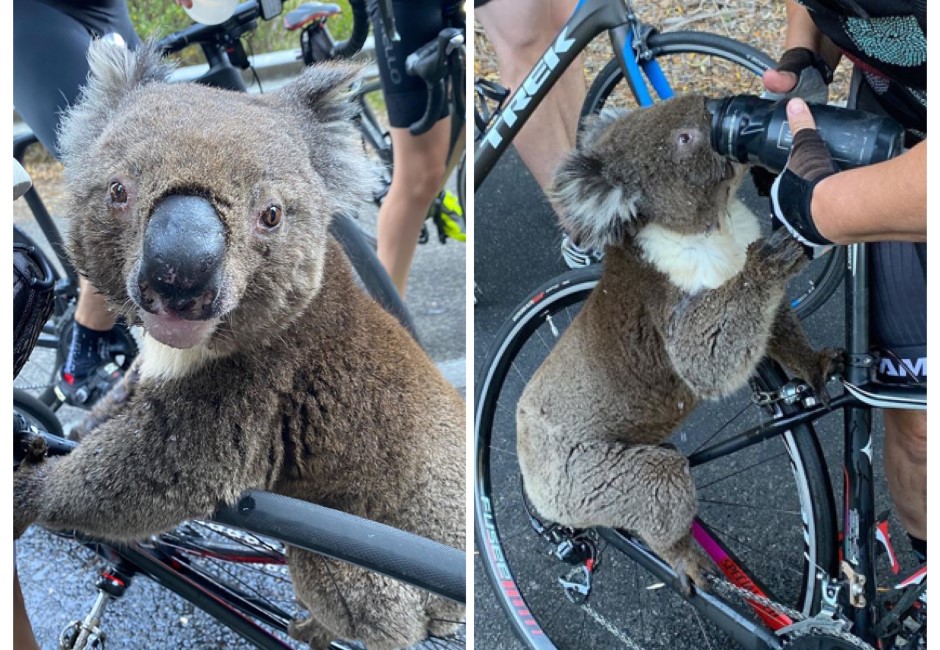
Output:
top-left (13, 41), bottom-right (465, 650)
top-left (517, 95), bottom-right (840, 593)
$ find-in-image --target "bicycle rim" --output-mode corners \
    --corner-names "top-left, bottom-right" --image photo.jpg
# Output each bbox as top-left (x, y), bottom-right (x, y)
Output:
top-left (475, 270), bottom-right (837, 649)
top-left (581, 32), bottom-right (845, 320)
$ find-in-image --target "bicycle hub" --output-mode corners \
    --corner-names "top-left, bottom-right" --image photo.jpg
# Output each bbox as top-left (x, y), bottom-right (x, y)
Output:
top-left (706, 95), bottom-right (906, 173)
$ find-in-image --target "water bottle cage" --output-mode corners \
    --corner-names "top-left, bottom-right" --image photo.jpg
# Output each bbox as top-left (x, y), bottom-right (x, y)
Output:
top-left (474, 78), bottom-right (510, 135)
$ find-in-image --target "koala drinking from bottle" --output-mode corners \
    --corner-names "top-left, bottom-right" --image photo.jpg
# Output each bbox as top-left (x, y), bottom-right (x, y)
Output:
top-left (516, 95), bottom-right (840, 592)
top-left (13, 41), bottom-right (464, 649)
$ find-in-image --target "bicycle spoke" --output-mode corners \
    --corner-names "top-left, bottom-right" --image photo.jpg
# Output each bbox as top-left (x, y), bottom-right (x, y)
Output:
top-left (701, 523), bottom-right (805, 579)
top-left (695, 450), bottom-right (789, 491)
top-left (689, 401), bottom-right (754, 454)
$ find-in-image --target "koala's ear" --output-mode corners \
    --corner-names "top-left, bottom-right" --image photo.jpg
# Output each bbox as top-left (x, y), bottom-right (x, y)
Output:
top-left (550, 146), bottom-right (640, 252)
top-left (277, 61), bottom-right (363, 124)
top-left (276, 63), bottom-right (374, 212)
top-left (58, 39), bottom-right (172, 163)
top-left (578, 108), bottom-right (628, 148)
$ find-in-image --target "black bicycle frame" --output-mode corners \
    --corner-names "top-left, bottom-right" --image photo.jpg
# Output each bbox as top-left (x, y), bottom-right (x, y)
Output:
top-left (474, 0), bottom-right (632, 189)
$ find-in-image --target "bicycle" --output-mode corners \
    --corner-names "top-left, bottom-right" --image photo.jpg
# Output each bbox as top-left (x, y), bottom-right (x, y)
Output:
top-left (15, 411), bottom-right (466, 650)
top-left (283, 0), bottom-right (467, 248)
top-left (12, 0), bottom-right (424, 412)
top-left (473, 0), bottom-right (845, 319)
top-left (473, 3), bottom-right (926, 648)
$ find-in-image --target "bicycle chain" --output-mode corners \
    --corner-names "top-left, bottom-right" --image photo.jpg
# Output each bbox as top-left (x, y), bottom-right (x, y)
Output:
top-left (563, 570), bottom-right (877, 650)
top-left (707, 574), bottom-right (808, 624)
top-left (707, 575), bottom-right (877, 650)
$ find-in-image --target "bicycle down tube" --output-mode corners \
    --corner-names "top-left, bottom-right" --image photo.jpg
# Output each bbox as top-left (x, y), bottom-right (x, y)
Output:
top-left (475, 0), bottom-right (633, 188)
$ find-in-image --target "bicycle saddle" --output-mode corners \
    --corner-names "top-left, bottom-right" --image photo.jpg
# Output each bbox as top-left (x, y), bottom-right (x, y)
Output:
top-left (283, 2), bottom-right (341, 31)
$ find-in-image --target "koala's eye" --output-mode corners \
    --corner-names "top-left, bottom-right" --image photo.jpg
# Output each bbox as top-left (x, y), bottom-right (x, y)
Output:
top-left (677, 131), bottom-right (695, 146)
top-left (261, 205), bottom-right (283, 229)
top-left (108, 181), bottom-right (128, 206)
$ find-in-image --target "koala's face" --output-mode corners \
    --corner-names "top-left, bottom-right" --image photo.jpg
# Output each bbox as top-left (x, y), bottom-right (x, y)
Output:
top-left (59, 43), bottom-right (369, 352)
top-left (552, 95), bottom-right (740, 251)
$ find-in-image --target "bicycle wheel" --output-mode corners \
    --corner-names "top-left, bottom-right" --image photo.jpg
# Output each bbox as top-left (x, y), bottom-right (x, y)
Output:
top-left (152, 521), bottom-right (465, 649)
top-left (475, 269), bottom-right (837, 649)
top-left (581, 32), bottom-right (845, 320)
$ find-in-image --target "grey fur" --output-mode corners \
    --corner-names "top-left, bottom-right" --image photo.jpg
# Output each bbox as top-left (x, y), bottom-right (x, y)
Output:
top-left (521, 95), bottom-right (840, 593)
top-left (15, 40), bottom-right (464, 649)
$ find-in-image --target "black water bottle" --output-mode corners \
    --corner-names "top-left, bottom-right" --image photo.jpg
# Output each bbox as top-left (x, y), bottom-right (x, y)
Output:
top-left (706, 95), bottom-right (906, 173)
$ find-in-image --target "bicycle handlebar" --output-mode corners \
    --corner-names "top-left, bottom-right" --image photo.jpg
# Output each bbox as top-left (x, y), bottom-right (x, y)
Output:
top-left (330, 0), bottom-right (370, 58)
top-left (157, 1), bottom-right (262, 55)
top-left (406, 27), bottom-right (464, 136)
top-left (215, 490), bottom-right (466, 603)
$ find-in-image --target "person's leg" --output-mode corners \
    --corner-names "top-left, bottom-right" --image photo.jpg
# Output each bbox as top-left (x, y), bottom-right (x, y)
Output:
top-left (476, 0), bottom-right (585, 193)
top-left (370, 0), bottom-right (451, 296)
top-left (884, 409), bottom-right (927, 542)
top-left (377, 119), bottom-right (452, 296)
top-left (868, 240), bottom-right (927, 551)
top-left (15, 0), bottom-right (141, 400)
top-left (14, 567), bottom-right (41, 650)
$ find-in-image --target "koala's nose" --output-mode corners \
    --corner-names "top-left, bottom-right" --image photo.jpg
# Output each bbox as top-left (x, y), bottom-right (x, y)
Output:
top-left (138, 194), bottom-right (225, 317)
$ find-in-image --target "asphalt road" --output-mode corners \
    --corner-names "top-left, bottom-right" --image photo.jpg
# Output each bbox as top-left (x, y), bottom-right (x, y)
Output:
top-left (14, 179), bottom-right (466, 648)
top-left (473, 149), bottom-right (902, 649)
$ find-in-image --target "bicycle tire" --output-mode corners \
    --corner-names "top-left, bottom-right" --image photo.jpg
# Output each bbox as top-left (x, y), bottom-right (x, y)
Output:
top-left (580, 31), bottom-right (845, 321)
top-left (14, 388), bottom-right (64, 438)
top-left (474, 269), bottom-right (837, 649)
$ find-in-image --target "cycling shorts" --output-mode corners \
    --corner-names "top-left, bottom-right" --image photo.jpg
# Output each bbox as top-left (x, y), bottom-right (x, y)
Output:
top-left (851, 75), bottom-right (927, 384)
top-left (371, 0), bottom-right (450, 130)
top-left (14, 0), bottom-right (141, 159)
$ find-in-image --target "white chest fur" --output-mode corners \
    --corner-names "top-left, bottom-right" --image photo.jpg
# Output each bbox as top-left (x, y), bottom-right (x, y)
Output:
top-left (139, 335), bottom-right (220, 382)
top-left (636, 199), bottom-right (761, 293)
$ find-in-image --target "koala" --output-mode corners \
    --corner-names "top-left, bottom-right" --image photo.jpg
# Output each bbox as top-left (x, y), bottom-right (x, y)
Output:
top-left (516, 95), bottom-right (840, 593)
top-left (13, 41), bottom-right (465, 650)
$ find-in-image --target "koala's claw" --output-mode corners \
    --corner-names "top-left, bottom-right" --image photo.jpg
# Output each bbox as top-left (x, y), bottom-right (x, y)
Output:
top-left (812, 347), bottom-right (845, 407)
top-left (288, 617), bottom-right (334, 650)
top-left (760, 229), bottom-right (808, 278)
top-left (660, 536), bottom-right (716, 597)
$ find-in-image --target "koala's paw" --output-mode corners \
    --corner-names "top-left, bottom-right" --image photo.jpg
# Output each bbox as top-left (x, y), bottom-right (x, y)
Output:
top-left (288, 617), bottom-right (334, 650)
top-left (21, 433), bottom-right (48, 466)
top-left (753, 229), bottom-right (808, 279)
top-left (809, 347), bottom-right (845, 407)
top-left (660, 535), bottom-right (716, 597)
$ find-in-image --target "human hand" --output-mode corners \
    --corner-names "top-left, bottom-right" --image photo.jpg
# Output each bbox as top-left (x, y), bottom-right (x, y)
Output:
top-left (769, 98), bottom-right (838, 254)
top-left (761, 47), bottom-right (832, 105)
top-left (175, 0), bottom-right (193, 8)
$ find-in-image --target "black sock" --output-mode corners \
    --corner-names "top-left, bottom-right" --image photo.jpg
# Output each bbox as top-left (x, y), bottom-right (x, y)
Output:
top-left (62, 323), bottom-right (112, 381)
top-left (908, 535), bottom-right (927, 563)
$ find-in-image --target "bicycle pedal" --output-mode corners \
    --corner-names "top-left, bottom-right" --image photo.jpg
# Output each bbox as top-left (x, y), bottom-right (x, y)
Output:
top-left (60, 620), bottom-right (106, 650)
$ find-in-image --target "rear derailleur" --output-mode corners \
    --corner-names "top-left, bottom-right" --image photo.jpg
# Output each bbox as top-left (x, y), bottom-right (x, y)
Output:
top-left (522, 482), bottom-right (601, 604)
